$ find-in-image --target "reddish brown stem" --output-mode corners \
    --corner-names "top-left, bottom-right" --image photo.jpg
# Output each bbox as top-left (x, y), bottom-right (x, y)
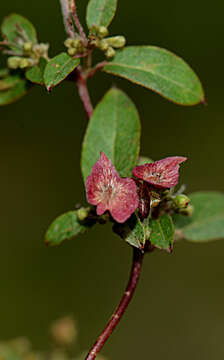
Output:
top-left (59, 0), bottom-right (74, 38)
top-left (76, 67), bottom-right (93, 119)
top-left (85, 247), bottom-right (144, 360)
top-left (70, 0), bottom-right (88, 46)
top-left (87, 61), bottom-right (108, 79)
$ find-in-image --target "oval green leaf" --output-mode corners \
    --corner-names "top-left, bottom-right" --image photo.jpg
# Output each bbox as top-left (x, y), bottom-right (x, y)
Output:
top-left (26, 57), bottom-right (47, 85)
top-left (1, 13), bottom-right (37, 54)
top-left (104, 46), bottom-right (205, 106)
top-left (149, 214), bottom-right (174, 253)
top-left (44, 53), bottom-right (80, 91)
top-left (174, 192), bottom-right (224, 242)
top-left (86, 0), bottom-right (117, 29)
top-left (81, 88), bottom-right (141, 181)
top-left (0, 74), bottom-right (29, 106)
top-left (45, 210), bottom-right (92, 246)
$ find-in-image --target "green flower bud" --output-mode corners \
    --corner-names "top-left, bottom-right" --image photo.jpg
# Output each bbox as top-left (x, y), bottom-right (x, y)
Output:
top-left (33, 43), bottom-right (49, 56)
top-left (174, 194), bottom-right (190, 209)
top-left (19, 58), bottom-right (32, 69)
top-left (105, 36), bottom-right (126, 48)
top-left (72, 39), bottom-right (83, 50)
top-left (7, 56), bottom-right (21, 69)
top-left (68, 47), bottom-right (77, 56)
top-left (76, 207), bottom-right (89, 221)
top-left (97, 39), bottom-right (109, 52)
top-left (97, 26), bottom-right (109, 38)
top-left (179, 204), bottom-right (194, 217)
top-left (105, 46), bottom-right (116, 59)
top-left (23, 42), bottom-right (33, 53)
top-left (64, 38), bottom-right (74, 48)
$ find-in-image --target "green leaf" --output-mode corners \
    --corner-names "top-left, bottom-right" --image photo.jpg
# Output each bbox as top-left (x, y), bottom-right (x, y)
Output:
top-left (174, 192), bottom-right (224, 242)
top-left (1, 13), bottom-right (37, 54)
top-left (81, 88), bottom-right (141, 181)
top-left (25, 57), bottom-right (47, 85)
top-left (137, 156), bottom-right (154, 166)
top-left (0, 73), bottom-right (29, 106)
top-left (45, 210), bottom-right (93, 246)
top-left (104, 46), bottom-right (205, 106)
top-left (149, 214), bottom-right (174, 252)
top-left (44, 53), bottom-right (80, 91)
top-left (113, 214), bottom-right (149, 250)
top-left (86, 0), bottom-right (117, 29)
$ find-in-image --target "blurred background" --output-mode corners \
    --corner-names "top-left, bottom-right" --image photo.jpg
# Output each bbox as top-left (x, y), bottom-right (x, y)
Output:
top-left (0, 0), bottom-right (223, 359)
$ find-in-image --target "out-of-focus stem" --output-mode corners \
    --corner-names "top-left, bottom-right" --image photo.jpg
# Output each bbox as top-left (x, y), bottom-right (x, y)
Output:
top-left (59, 0), bottom-right (74, 38)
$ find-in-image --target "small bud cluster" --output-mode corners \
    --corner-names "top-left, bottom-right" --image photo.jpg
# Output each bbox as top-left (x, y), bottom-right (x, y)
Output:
top-left (7, 41), bottom-right (49, 70)
top-left (64, 36), bottom-right (85, 57)
top-left (89, 26), bottom-right (126, 59)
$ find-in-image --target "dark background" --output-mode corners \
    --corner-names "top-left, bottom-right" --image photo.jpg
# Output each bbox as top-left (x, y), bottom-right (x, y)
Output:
top-left (0, 1), bottom-right (224, 359)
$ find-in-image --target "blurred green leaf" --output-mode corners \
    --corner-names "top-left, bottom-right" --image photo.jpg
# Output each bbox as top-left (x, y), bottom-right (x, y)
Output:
top-left (104, 46), bottom-right (205, 105)
top-left (114, 214), bottom-right (149, 250)
top-left (0, 73), bottom-right (29, 106)
top-left (25, 57), bottom-right (47, 85)
top-left (44, 53), bottom-right (79, 91)
top-left (86, 0), bottom-right (117, 29)
top-left (0, 68), bottom-right (9, 78)
top-left (174, 192), bottom-right (224, 242)
top-left (137, 156), bottom-right (154, 166)
top-left (82, 88), bottom-right (140, 181)
top-left (1, 13), bottom-right (37, 54)
top-left (45, 211), bottom-right (93, 246)
top-left (149, 214), bottom-right (174, 252)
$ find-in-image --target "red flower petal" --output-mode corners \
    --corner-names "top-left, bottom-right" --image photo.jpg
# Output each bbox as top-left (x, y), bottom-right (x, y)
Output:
top-left (86, 152), bottom-right (139, 223)
top-left (133, 156), bottom-right (187, 189)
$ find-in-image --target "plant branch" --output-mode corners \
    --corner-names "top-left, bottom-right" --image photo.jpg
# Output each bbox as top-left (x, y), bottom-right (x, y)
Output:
top-left (75, 66), bottom-right (93, 120)
top-left (59, 0), bottom-right (75, 38)
top-left (85, 247), bottom-right (144, 360)
top-left (87, 61), bottom-right (108, 79)
top-left (70, 0), bottom-right (88, 46)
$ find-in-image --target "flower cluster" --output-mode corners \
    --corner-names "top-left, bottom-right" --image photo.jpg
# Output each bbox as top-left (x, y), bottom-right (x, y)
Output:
top-left (86, 152), bottom-right (187, 223)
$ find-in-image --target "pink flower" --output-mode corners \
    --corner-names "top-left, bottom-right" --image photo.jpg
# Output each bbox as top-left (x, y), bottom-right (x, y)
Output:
top-left (86, 152), bottom-right (139, 223)
top-left (133, 156), bottom-right (187, 189)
